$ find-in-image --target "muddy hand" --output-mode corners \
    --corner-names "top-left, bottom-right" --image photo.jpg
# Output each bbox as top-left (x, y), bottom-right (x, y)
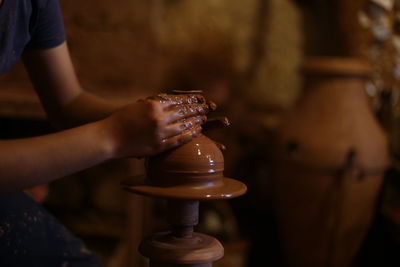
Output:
top-left (147, 93), bottom-right (217, 113)
top-left (103, 95), bottom-right (210, 159)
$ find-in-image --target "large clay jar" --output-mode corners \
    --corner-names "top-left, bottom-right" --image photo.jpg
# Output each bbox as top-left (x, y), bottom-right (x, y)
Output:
top-left (271, 57), bottom-right (389, 267)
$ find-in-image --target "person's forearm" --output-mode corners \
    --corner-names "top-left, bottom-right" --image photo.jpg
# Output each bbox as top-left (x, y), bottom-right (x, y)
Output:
top-left (0, 121), bottom-right (113, 194)
top-left (22, 44), bottom-right (121, 129)
top-left (48, 91), bottom-right (121, 129)
top-left (0, 92), bottom-right (210, 193)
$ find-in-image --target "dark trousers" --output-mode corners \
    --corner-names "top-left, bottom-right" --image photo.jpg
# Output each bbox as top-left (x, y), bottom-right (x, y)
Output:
top-left (0, 192), bottom-right (100, 267)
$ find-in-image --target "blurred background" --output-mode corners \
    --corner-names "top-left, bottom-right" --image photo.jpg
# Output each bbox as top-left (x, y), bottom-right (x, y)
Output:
top-left (2, 0), bottom-right (400, 266)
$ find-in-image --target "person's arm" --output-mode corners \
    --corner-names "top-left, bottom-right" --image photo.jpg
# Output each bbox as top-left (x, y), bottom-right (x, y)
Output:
top-left (22, 42), bottom-right (120, 128)
top-left (0, 43), bottom-right (209, 194)
top-left (0, 98), bottom-right (204, 194)
top-left (0, 121), bottom-right (112, 194)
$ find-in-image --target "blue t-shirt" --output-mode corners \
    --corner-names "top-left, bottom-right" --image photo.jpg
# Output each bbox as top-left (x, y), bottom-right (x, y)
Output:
top-left (0, 0), bottom-right (66, 74)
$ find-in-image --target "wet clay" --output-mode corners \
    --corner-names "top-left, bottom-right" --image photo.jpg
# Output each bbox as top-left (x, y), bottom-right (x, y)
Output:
top-left (149, 91), bottom-right (205, 105)
top-left (148, 90), bottom-right (218, 114)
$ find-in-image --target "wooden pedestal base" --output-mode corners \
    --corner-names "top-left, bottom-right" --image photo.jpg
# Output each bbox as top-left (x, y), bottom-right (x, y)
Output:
top-left (140, 231), bottom-right (224, 267)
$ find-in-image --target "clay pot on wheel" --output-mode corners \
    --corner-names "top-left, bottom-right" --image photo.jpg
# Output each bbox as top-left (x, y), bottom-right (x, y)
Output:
top-left (122, 91), bottom-right (247, 267)
top-left (270, 58), bottom-right (389, 267)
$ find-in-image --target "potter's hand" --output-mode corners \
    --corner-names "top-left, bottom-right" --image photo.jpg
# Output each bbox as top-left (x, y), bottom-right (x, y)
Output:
top-left (102, 94), bottom-right (213, 158)
top-left (148, 93), bottom-right (217, 109)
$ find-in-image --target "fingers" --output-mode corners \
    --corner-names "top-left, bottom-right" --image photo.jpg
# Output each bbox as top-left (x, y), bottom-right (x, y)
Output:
top-left (159, 93), bottom-right (206, 105)
top-left (139, 94), bottom-right (217, 120)
top-left (207, 101), bottom-right (217, 111)
top-left (165, 104), bottom-right (211, 123)
top-left (134, 93), bottom-right (218, 155)
top-left (161, 116), bottom-right (207, 139)
top-left (202, 116), bottom-right (230, 131)
top-left (146, 93), bottom-right (206, 107)
top-left (159, 125), bottom-right (202, 151)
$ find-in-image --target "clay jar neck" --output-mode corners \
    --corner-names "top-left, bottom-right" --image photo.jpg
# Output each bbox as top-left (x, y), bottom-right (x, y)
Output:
top-left (299, 58), bottom-right (373, 111)
top-left (301, 74), bottom-right (371, 111)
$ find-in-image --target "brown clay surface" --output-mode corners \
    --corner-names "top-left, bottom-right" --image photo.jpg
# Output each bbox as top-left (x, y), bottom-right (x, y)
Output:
top-left (122, 133), bottom-right (247, 200)
top-left (122, 177), bottom-right (246, 200)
